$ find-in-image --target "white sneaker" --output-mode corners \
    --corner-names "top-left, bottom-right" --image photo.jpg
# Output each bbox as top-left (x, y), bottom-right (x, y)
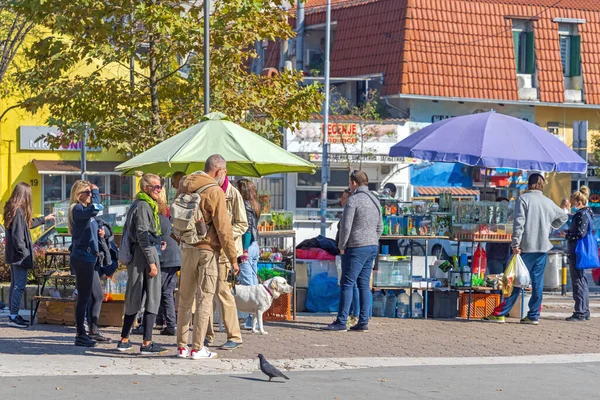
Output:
top-left (177, 347), bottom-right (190, 359)
top-left (190, 346), bottom-right (217, 360)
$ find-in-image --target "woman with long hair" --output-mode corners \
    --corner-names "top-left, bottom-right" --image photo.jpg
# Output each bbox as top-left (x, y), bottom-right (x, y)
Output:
top-left (236, 179), bottom-right (261, 330)
top-left (4, 183), bottom-right (54, 328)
top-left (117, 172), bottom-right (167, 355)
top-left (69, 180), bottom-right (109, 346)
top-left (565, 186), bottom-right (592, 322)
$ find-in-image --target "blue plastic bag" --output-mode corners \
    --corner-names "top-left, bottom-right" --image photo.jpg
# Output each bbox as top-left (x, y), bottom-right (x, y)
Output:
top-left (305, 272), bottom-right (340, 312)
top-left (576, 213), bottom-right (600, 270)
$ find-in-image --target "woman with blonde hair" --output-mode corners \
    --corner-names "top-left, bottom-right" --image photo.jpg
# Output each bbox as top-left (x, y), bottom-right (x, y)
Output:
top-left (565, 186), bottom-right (593, 322)
top-left (117, 172), bottom-right (167, 355)
top-left (4, 182), bottom-right (54, 328)
top-left (69, 180), bottom-right (109, 346)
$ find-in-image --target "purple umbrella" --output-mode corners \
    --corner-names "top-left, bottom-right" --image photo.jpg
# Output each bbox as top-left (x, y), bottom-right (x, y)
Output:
top-left (389, 111), bottom-right (586, 173)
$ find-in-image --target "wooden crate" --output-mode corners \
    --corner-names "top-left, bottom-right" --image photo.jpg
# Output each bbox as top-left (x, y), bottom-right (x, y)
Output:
top-left (459, 293), bottom-right (500, 319)
top-left (264, 292), bottom-right (292, 322)
top-left (98, 301), bottom-right (125, 327)
top-left (37, 300), bottom-right (76, 325)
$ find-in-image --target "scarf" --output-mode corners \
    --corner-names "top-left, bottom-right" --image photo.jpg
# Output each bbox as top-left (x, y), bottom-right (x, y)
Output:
top-left (136, 192), bottom-right (162, 235)
top-left (220, 175), bottom-right (229, 193)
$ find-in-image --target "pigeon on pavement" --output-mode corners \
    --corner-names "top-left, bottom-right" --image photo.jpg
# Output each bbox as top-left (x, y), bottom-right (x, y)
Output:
top-left (258, 354), bottom-right (289, 382)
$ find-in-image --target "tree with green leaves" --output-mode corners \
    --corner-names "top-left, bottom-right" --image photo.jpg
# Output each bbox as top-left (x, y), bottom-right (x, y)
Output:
top-left (14, 0), bottom-right (322, 154)
top-left (0, 0), bottom-right (35, 103)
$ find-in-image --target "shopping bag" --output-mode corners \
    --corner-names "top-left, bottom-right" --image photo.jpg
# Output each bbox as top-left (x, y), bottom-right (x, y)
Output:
top-left (575, 213), bottom-right (600, 270)
top-left (514, 255), bottom-right (531, 288)
top-left (501, 255), bottom-right (517, 297)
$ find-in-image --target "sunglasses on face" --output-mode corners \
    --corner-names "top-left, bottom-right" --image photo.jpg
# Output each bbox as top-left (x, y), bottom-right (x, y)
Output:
top-left (147, 185), bottom-right (162, 192)
top-left (79, 190), bottom-right (92, 196)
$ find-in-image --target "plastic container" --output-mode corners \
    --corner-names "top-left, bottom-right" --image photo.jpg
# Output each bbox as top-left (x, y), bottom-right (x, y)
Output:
top-left (372, 291), bottom-right (385, 317)
top-left (411, 290), bottom-right (423, 318)
top-left (396, 291), bottom-right (410, 318)
top-left (384, 291), bottom-right (397, 318)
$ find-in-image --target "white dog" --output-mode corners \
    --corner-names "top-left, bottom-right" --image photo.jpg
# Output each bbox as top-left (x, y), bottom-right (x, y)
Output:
top-left (233, 276), bottom-right (292, 335)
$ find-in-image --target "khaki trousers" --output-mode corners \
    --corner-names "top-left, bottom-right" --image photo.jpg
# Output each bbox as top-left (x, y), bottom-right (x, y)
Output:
top-left (177, 248), bottom-right (219, 350)
top-left (206, 260), bottom-right (243, 343)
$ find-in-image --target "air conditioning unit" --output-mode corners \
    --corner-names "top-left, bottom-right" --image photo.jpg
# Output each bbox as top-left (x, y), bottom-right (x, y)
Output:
top-left (517, 74), bottom-right (533, 89)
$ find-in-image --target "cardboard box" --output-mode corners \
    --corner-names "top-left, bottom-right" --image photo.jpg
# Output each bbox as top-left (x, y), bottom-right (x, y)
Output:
top-left (99, 301), bottom-right (125, 327)
top-left (37, 300), bottom-right (76, 325)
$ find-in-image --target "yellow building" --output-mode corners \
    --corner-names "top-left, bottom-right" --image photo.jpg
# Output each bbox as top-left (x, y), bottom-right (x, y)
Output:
top-left (535, 106), bottom-right (600, 207)
top-left (0, 56), bottom-right (133, 224)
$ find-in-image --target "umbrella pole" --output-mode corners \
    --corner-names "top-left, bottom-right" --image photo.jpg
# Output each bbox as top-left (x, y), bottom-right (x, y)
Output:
top-left (483, 168), bottom-right (489, 200)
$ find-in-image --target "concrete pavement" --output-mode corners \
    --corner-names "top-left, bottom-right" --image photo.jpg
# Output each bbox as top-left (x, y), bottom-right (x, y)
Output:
top-left (3, 362), bottom-right (600, 399)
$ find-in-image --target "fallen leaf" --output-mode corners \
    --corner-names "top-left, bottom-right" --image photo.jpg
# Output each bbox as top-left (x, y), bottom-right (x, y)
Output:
top-left (55, 388), bottom-right (62, 391)
top-left (134, 382), bottom-right (140, 385)
top-left (497, 388), bottom-right (504, 392)
top-left (378, 379), bottom-right (387, 383)
top-left (100, 365), bottom-right (108, 368)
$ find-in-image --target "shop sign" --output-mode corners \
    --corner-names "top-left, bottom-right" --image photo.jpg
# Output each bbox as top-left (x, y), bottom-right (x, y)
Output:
top-left (293, 122), bottom-right (398, 144)
top-left (19, 126), bottom-right (101, 152)
top-left (308, 153), bottom-right (422, 164)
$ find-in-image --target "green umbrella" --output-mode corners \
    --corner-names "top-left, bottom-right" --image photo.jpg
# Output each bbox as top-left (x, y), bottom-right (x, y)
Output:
top-left (115, 112), bottom-right (316, 177)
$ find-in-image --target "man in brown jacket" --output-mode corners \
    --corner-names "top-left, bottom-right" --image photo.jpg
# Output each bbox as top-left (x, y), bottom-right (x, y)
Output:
top-left (175, 160), bottom-right (239, 360)
top-left (204, 155), bottom-right (248, 350)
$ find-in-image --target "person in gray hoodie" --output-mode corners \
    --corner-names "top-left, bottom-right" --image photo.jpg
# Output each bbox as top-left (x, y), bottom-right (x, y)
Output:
top-left (324, 170), bottom-right (382, 332)
top-left (485, 173), bottom-right (567, 325)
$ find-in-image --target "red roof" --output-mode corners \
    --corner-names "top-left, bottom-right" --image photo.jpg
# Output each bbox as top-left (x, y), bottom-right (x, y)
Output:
top-left (287, 0), bottom-right (600, 103)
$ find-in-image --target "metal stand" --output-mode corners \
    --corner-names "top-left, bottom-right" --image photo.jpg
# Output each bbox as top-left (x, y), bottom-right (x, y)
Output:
top-left (258, 230), bottom-right (297, 320)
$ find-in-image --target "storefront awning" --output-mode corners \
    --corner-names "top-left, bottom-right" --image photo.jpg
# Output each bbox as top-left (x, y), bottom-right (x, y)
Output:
top-left (32, 160), bottom-right (122, 175)
top-left (414, 186), bottom-right (479, 197)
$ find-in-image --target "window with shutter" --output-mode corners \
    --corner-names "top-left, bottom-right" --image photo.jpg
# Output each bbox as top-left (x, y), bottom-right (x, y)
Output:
top-left (525, 31), bottom-right (535, 74)
top-left (570, 35), bottom-right (581, 77)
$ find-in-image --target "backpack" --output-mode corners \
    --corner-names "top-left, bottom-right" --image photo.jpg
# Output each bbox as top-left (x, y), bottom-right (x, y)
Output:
top-left (170, 183), bottom-right (217, 245)
top-left (118, 203), bottom-right (138, 266)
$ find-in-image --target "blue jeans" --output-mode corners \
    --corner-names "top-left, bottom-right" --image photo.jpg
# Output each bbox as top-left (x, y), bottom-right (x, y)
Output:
top-left (350, 284), bottom-right (360, 317)
top-left (239, 241), bottom-right (259, 286)
top-left (9, 264), bottom-right (29, 316)
top-left (337, 246), bottom-right (377, 325)
top-left (495, 253), bottom-right (547, 320)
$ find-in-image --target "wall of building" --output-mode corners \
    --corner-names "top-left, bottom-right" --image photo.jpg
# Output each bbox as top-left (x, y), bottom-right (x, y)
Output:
top-left (534, 106), bottom-right (600, 151)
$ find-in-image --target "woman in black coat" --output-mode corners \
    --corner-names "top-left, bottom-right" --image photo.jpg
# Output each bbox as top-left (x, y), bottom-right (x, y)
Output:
top-left (4, 183), bottom-right (54, 328)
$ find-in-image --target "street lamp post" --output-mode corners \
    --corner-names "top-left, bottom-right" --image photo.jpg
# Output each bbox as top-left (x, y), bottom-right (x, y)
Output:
top-left (204, 0), bottom-right (210, 115)
top-left (320, 0), bottom-right (331, 236)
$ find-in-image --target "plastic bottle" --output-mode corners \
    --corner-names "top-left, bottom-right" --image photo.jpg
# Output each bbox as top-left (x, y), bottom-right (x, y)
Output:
top-left (372, 291), bottom-right (385, 317)
top-left (384, 291), bottom-right (397, 318)
top-left (411, 290), bottom-right (423, 318)
top-left (473, 244), bottom-right (487, 277)
top-left (396, 290), bottom-right (410, 318)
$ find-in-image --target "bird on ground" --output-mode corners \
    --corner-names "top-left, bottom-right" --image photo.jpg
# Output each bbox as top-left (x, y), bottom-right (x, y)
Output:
top-left (257, 354), bottom-right (289, 382)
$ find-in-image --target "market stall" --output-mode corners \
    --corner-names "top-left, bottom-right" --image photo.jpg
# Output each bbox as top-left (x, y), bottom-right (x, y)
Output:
top-left (380, 111), bottom-right (587, 320)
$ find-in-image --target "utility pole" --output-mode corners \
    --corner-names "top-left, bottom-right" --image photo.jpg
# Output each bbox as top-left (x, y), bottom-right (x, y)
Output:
top-left (204, 0), bottom-right (210, 115)
top-left (81, 124), bottom-right (88, 180)
top-left (320, 0), bottom-right (331, 236)
top-left (296, 0), bottom-right (305, 71)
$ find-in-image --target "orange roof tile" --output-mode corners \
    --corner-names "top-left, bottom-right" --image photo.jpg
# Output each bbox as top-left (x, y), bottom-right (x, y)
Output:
top-left (283, 0), bottom-right (600, 104)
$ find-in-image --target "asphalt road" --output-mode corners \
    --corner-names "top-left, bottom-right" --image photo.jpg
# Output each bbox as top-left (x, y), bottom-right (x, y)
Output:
top-left (2, 362), bottom-right (599, 400)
